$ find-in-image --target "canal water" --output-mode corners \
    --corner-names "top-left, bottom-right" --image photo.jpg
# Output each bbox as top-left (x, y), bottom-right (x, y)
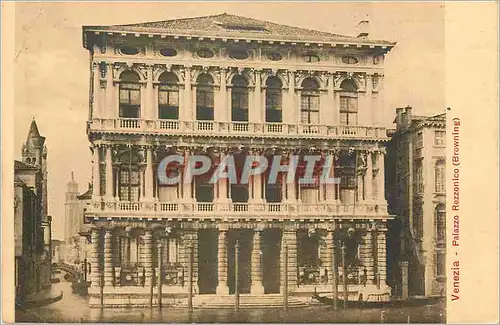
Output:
top-left (16, 281), bottom-right (445, 323)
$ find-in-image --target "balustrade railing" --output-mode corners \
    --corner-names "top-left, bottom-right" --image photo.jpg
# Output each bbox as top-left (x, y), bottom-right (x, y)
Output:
top-left (196, 121), bottom-right (214, 131)
top-left (89, 118), bottom-right (388, 140)
top-left (266, 123), bottom-right (283, 133)
top-left (231, 122), bottom-right (249, 133)
top-left (91, 199), bottom-right (386, 220)
top-left (159, 120), bottom-right (179, 130)
top-left (119, 118), bottom-right (141, 129)
top-left (160, 203), bottom-right (179, 212)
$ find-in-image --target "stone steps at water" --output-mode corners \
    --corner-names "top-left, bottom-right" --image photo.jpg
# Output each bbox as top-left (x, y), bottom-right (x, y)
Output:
top-left (177, 295), bottom-right (307, 309)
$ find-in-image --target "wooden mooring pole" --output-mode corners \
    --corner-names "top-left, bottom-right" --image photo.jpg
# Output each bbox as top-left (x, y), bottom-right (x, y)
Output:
top-left (341, 244), bottom-right (348, 309)
top-left (188, 245), bottom-right (193, 312)
top-left (234, 240), bottom-right (240, 311)
top-left (157, 241), bottom-right (163, 310)
top-left (332, 241), bottom-right (338, 310)
top-left (283, 244), bottom-right (288, 311)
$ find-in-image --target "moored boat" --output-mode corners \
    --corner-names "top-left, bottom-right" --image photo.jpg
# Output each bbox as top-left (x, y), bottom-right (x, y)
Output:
top-left (311, 291), bottom-right (443, 308)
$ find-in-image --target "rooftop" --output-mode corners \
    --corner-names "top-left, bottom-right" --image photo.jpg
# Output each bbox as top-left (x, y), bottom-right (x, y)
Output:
top-left (83, 13), bottom-right (395, 48)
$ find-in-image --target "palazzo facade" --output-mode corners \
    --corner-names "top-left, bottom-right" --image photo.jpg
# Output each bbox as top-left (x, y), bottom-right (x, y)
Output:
top-left (82, 13), bottom-right (395, 307)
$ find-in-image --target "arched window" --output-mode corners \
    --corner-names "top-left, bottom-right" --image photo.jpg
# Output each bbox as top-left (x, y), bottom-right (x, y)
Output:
top-left (158, 72), bottom-right (179, 120)
top-left (231, 75), bottom-right (249, 122)
top-left (196, 74), bottom-right (214, 121)
top-left (435, 161), bottom-right (445, 193)
top-left (300, 78), bottom-right (320, 124)
top-left (339, 79), bottom-right (358, 125)
top-left (435, 204), bottom-right (446, 242)
top-left (265, 76), bottom-right (283, 123)
top-left (119, 71), bottom-right (141, 118)
top-left (117, 150), bottom-right (141, 201)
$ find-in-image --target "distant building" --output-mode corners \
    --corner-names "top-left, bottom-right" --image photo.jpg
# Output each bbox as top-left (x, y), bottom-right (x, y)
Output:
top-left (61, 174), bottom-right (92, 265)
top-left (51, 239), bottom-right (64, 264)
top-left (387, 107), bottom-right (446, 297)
top-left (14, 120), bottom-right (52, 302)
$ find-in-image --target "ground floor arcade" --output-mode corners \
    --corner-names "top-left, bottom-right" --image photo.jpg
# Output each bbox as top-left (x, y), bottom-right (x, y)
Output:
top-left (86, 219), bottom-right (390, 307)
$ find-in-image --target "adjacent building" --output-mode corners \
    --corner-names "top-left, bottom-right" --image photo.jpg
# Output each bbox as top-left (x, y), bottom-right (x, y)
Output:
top-left (14, 120), bottom-right (52, 302)
top-left (81, 13), bottom-right (396, 307)
top-left (387, 106), bottom-right (446, 297)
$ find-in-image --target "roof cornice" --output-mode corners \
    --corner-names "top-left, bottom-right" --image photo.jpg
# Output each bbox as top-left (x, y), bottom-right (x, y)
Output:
top-left (83, 27), bottom-right (395, 54)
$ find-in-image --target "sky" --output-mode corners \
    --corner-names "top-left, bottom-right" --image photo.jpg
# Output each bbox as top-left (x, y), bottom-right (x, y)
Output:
top-left (13, 2), bottom-right (445, 240)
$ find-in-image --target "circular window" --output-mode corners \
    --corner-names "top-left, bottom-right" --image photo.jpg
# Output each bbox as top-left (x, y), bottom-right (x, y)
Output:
top-left (266, 52), bottom-right (282, 61)
top-left (120, 46), bottom-right (140, 55)
top-left (196, 48), bottom-right (214, 59)
top-left (229, 49), bottom-right (249, 60)
top-left (342, 56), bottom-right (359, 64)
top-left (159, 48), bottom-right (178, 57)
top-left (303, 53), bottom-right (320, 63)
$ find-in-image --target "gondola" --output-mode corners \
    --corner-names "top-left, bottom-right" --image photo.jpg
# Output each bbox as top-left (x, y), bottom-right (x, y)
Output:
top-left (17, 291), bottom-right (64, 310)
top-left (311, 290), bottom-right (443, 309)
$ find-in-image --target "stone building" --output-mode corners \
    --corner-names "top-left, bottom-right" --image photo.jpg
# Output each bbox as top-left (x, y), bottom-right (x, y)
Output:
top-left (61, 173), bottom-right (92, 265)
top-left (14, 120), bottom-right (52, 302)
top-left (387, 107), bottom-right (446, 297)
top-left (81, 13), bottom-right (395, 307)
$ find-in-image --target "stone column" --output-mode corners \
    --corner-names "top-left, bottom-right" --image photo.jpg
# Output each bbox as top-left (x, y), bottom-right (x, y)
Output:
top-left (366, 74), bottom-right (374, 125)
top-left (219, 68), bottom-right (228, 122)
top-left (216, 228), bottom-right (229, 294)
top-left (216, 152), bottom-right (229, 204)
top-left (183, 66), bottom-right (192, 121)
top-left (333, 89), bottom-right (340, 125)
top-left (357, 173), bottom-right (364, 202)
top-left (285, 155), bottom-right (297, 202)
top-left (106, 63), bottom-right (115, 119)
top-left (143, 147), bottom-right (153, 200)
top-left (182, 151), bottom-right (193, 202)
top-left (253, 69), bottom-right (262, 123)
top-left (400, 261), bottom-right (409, 299)
top-left (364, 228), bottom-right (375, 284)
top-left (144, 65), bottom-right (154, 120)
top-left (251, 154), bottom-right (263, 203)
top-left (326, 229), bottom-right (334, 285)
top-left (286, 71), bottom-right (296, 125)
top-left (281, 229), bottom-right (297, 291)
top-left (325, 73), bottom-right (335, 125)
top-left (144, 230), bottom-right (153, 287)
top-left (377, 229), bottom-right (387, 286)
top-left (325, 152), bottom-right (338, 203)
top-left (104, 229), bottom-right (114, 287)
top-left (374, 75), bottom-right (384, 126)
top-left (251, 229), bottom-right (265, 294)
top-left (365, 151), bottom-right (373, 202)
top-left (184, 230), bottom-right (199, 293)
top-left (92, 146), bottom-right (101, 201)
top-left (377, 150), bottom-right (386, 203)
top-left (90, 227), bottom-right (101, 288)
top-left (93, 63), bottom-right (102, 118)
top-left (105, 146), bottom-right (113, 200)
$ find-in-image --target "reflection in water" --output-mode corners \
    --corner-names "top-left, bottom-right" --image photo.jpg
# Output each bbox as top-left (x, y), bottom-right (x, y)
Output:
top-left (17, 281), bottom-right (445, 323)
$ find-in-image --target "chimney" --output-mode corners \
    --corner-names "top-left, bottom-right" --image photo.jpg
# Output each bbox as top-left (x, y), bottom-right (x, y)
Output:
top-left (395, 107), bottom-right (405, 130)
top-left (356, 15), bottom-right (370, 38)
top-left (405, 105), bottom-right (412, 126)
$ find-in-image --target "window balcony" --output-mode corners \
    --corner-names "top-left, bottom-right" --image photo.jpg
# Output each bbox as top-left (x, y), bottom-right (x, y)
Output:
top-left (89, 118), bottom-right (388, 140)
top-left (86, 200), bottom-right (388, 220)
